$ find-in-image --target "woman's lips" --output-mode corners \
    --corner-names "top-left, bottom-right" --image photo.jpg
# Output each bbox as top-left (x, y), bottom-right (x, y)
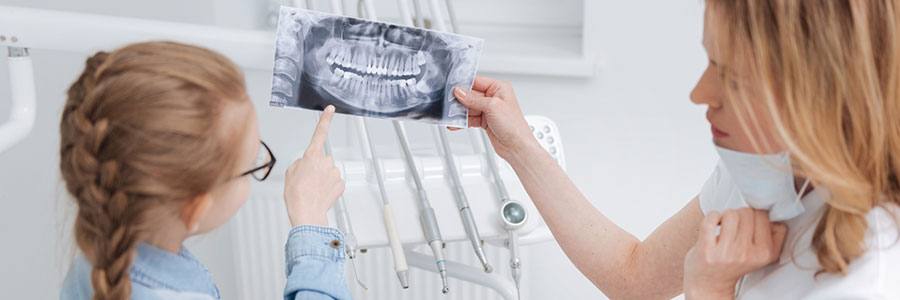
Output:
top-left (711, 125), bottom-right (729, 139)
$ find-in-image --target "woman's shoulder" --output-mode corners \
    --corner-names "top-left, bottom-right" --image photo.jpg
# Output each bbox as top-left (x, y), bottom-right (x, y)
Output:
top-left (865, 203), bottom-right (900, 251)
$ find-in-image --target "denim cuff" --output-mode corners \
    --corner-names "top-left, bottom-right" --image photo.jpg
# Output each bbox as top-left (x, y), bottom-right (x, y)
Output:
top-left (284, 225), bottom-right (346, 276)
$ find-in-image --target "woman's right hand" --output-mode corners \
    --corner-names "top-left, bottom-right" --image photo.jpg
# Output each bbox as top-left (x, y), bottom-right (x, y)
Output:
top-left (683, 208), bottom-right (787, 299)
top-left (452, 76), bottom-right (537, 159)
top-left (283, 105), bottom-right (345, 227)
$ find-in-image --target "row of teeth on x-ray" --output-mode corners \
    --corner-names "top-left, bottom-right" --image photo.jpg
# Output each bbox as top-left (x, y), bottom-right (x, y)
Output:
top-left (332, 67), bottom-right (427, 100)
top-left (326, 48), bottom-right (427, 78)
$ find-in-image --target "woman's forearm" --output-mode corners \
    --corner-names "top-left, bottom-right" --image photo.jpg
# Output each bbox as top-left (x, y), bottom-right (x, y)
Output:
top-left (506, 141), bottom-right (701, 299)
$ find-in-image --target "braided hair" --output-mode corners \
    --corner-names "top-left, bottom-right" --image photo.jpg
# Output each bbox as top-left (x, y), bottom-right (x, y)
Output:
top-left (59, 42), bottom-right (249, 300)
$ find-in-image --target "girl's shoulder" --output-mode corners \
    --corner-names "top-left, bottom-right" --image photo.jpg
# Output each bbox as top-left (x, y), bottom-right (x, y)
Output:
top-left (60, 245), bottom-right (220, 300)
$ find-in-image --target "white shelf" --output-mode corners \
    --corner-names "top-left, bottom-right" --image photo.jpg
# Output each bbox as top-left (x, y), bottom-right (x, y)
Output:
top-left (0, 0), bottom-right (595, 78)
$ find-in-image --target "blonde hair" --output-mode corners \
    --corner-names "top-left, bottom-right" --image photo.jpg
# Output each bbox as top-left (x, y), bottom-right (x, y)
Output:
top-left (59, 41), bottom-right (248, 299)
top-left (707, 0), bottom-right (900, 275)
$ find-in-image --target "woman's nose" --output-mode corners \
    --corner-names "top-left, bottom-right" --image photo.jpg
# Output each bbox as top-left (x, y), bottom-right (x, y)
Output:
top-left (690, 65), bottom-right (723, 108)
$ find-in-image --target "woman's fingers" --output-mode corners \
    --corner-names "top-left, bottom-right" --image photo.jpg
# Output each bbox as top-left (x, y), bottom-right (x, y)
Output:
top-left (735, 208), bottom-right (755, 249)
top-left (699, 210), bottom-right (723, 247)
top-left (753, 210), bottom-right (772, 247)
top-left (471, 76), bottom-right (499, 93)
top-left (719, 210), bottom-right (739, 245)
top-left (453, 87), bottom-right (488, 129)
top-left (770, 223), bottom-right (788, 259)
top-left (454, 87), bottom-right (495, 112)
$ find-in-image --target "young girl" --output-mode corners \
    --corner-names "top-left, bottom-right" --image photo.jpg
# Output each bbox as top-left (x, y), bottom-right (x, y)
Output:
top-left (452, 0), bottom-right (900, 298)
top-left (58, 42), bottom-right (351, 300)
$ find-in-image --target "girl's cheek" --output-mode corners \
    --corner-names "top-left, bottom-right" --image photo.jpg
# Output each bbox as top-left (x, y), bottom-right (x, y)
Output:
top-left (233, 177), bottom-right (251, 208)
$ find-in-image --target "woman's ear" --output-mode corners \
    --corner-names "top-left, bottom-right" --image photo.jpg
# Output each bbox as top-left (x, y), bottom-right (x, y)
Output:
top-left (182, 193), bottom-right (214, 234)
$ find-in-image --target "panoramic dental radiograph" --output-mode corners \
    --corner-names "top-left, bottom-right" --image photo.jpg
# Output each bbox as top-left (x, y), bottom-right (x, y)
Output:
top-left (270, 7), bottom-right (482, 127)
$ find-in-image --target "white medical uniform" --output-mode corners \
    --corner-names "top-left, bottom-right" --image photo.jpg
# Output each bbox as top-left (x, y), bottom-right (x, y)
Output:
top-left (700, 170), bottom-right (900, 299)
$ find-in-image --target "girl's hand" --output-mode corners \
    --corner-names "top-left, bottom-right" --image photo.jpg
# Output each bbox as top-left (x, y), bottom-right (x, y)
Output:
top-left (451, 76), bottom-right (537, 159)
top-left (684, 208), bottom-right (788, 300)
top-left (283, 105), bottom-right (345, 227)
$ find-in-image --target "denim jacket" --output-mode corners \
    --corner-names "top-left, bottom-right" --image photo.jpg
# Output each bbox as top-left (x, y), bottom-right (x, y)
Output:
top-left (60, 225), bottom-right (352, 300)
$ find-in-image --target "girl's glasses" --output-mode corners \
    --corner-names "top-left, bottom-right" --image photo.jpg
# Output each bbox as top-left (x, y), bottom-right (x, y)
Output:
top-left (238, 140), bottom-right (276, 181)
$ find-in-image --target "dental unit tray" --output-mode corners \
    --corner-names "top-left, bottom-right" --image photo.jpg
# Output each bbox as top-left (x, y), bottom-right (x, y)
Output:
top-left (323, 116), bottom-right (560, 249)
top-left (327, 143), bottom-right (550, 249)
top-left (308, 116), bottom-right (561, 250)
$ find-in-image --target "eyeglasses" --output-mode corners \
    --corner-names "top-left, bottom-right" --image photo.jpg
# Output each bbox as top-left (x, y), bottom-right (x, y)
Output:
top-left (237, 140), bottom-right (276, 181)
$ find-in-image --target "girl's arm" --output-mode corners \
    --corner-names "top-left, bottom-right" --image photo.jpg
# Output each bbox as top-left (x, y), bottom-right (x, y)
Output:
top-left (283, 225), bottom-right (352, 300)
top-left (281, 106), bottom-right (352, 299)
top-left (454, 78), bottom-right (705, 299)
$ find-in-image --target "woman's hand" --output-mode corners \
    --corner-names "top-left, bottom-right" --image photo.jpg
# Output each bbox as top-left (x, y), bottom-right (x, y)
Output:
top-left (283, 105), bottom-right (345, 227)
top-left (684, 208), bottom-right (787, 300)
top-left (451, 76), bottom-right (537, 159)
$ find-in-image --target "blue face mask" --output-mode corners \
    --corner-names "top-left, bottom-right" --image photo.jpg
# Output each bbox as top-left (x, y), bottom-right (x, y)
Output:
top-left (700, 145), bottom-right (810, 222)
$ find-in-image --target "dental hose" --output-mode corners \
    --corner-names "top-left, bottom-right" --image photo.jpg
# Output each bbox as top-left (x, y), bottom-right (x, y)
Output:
top-left (359, 119), bottom-right (410, 289)
top-left (321, 130), bottom-right (367, 290)
top-left (355, 0), bottom-right (411, 289)
top-left (393, 121), bottom-right (451, 294)
top-left (435, 127), bottom-right (492, 272)
top-left (482, 131), bottom-right (524, 300)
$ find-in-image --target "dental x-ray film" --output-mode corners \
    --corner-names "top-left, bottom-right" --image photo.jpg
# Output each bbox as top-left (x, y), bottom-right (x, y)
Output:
top-left (270, 6), bottom-right (483, 128)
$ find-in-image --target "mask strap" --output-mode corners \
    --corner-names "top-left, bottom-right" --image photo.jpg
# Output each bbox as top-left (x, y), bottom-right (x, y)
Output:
top-left (795, 178), bottom-right (812, 203)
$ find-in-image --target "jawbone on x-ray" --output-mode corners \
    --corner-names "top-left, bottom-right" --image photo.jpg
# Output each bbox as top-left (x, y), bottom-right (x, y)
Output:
top-left (269, 7), bottom-right (483, 128)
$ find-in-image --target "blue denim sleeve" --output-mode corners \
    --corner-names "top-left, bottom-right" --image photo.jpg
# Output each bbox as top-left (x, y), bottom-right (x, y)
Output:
top-left (284, 225), bottom-right (353, 300)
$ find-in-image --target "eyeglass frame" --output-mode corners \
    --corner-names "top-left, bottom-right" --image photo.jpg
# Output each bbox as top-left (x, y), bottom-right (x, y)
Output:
top-left (236, 140), bottom-right (276, 181)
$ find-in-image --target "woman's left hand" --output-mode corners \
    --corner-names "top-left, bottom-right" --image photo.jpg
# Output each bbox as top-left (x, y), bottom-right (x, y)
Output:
top-left (684, 208), bottom-right (788, 300)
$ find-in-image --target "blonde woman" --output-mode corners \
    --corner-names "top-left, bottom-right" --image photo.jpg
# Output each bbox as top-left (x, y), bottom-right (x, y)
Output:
top-left (452, 1), bottom-right (900, 299)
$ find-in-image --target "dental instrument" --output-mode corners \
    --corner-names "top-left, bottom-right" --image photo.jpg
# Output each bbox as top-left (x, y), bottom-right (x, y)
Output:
top-left (358, 118), bottom-right (410, 289)
top-left (352, 1), bottom-right (410, 289)
top-left (435, 128), bottom-right (492, 273)
top-left (359, 0), bottom-right (451, 293)
top-left (1, 47), bottom-right (36, 154)
top-left (425, 0), bottom-right (449, 32)
top-left (393, 122), bottom-right (451, 294)
top-left (410, 0), bottom-right (425, 28)
top-left (421, 0), bottom-right (492, 273)
top-left (318, 0), bottom-right (367, 288)
top-left (481, 131), bottom-right (527, 300)
top-left (442, 0), bottom-right (461, 33)
top-left (321, 127), bottom-right (367, 290)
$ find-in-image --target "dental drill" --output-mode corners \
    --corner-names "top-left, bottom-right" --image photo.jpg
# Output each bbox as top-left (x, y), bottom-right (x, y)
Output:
top-left (357, 0), bottom-right (451, 293)
top-left (410, 0), bottom-right (493, 272)
top-left (320, 1), bottom-right (365, 290)
top-left (393, 122), bottom-right (451, 294)
top-left (435, 128), bottom-right (492, 273)
top-left (321, 129), bottom-right (367, 290)
top-left (358, 118), bottom-right (410, 289)
top-left (481, 131), bottom-right (527, 300)
top-left (352, 0), bottom-right (412, 290)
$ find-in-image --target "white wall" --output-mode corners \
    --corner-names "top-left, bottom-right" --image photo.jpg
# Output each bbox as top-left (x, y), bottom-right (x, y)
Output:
top-left (0, 1), bottom-right (714, 299)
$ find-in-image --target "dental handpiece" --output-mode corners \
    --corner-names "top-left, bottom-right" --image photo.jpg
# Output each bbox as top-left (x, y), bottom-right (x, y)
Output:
top-left (393, 121), bottom-right (450, 294)
top-left (481, 131), bottom-right (526, 299)
top-left (435, 127), bottom-right (492, 273)
top-left (421, 5), bottom-right (493, 273)
top-left (359, 118), bottom-right (410, 289)
top-left (320, 130), bottom-right (367, 290)
top-left (353, 1), bottom-right (411, 289)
